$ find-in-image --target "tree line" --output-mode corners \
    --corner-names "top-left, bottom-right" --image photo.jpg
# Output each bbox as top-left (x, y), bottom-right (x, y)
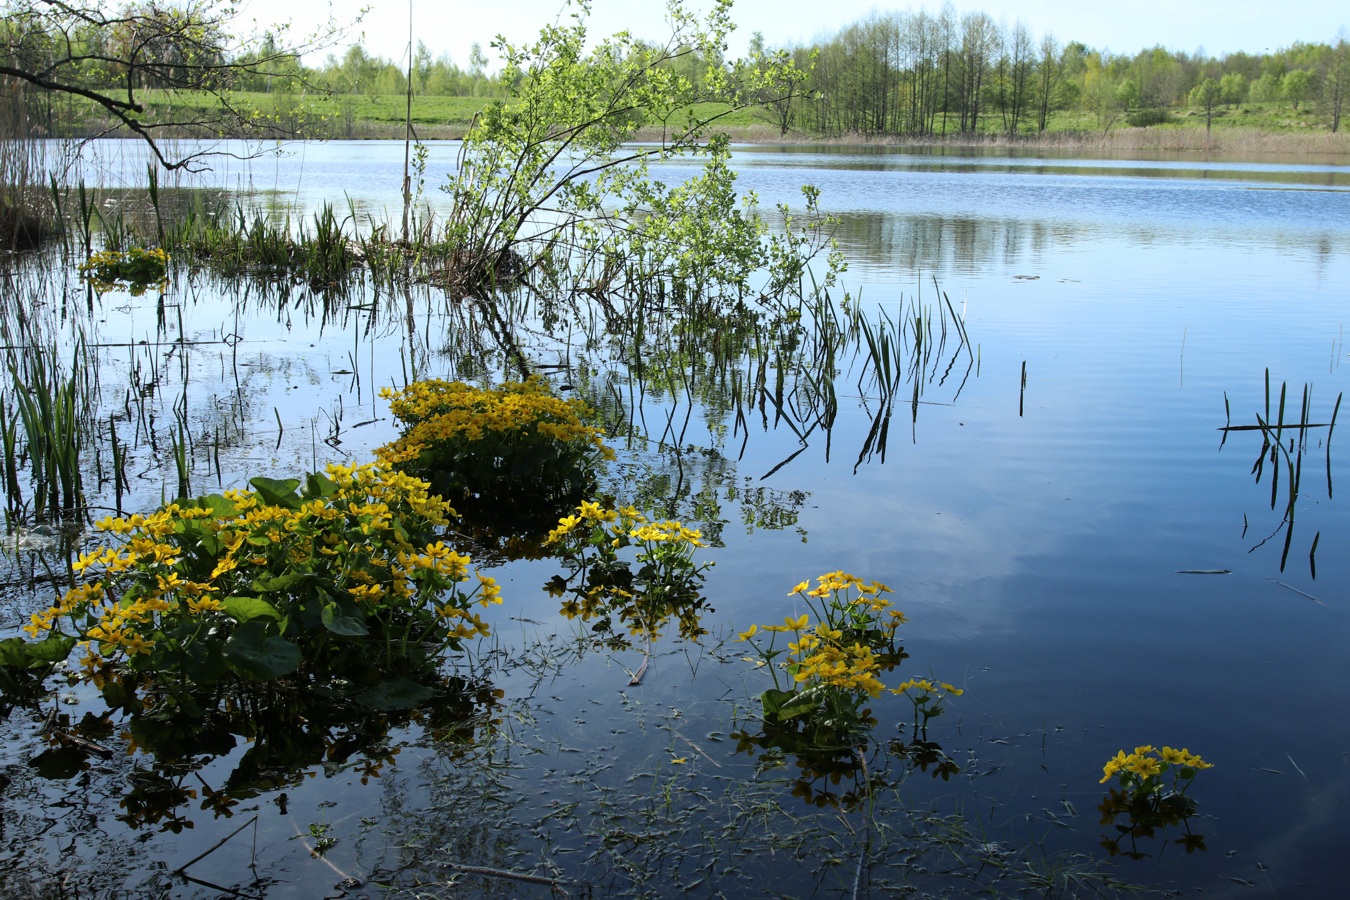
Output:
top-left (764, 7), bottom-right (1349, 135)
top-left (281, 6), bottom-right (1349, 136)
top-left (3, 0), bottom-right (1348, 142)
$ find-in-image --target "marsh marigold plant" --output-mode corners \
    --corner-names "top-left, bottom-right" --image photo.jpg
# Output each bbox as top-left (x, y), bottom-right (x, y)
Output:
top-left (378, 377), bottom-right (613, 529)
top-left (1098, 745), bottom-right (1214, 857)
top-left (26, 463), bottom-right (500, 702)
top-left (738, 572), bottom-right (961, 742)
top-left (545, 500), bottom-right (713, 643)
top-left (78, 247), bottom-right (170, 296)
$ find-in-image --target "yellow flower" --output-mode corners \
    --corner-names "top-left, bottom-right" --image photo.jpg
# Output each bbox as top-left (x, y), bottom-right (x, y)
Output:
top-left (1100, 750), bottom-right (1129, 783)
top-left (1160, 746), bottom-right (1187, 765)
top-left (736, 624), bottom-right (758, 641)
top-left (123, 634), bottom-right (155, 655)
top-left (476, 574), bottom-right (502, 605)
top-left (1125, 754), bottom-right (1162, 778)
top-left (1181, 750), bottom-right (1214, 770)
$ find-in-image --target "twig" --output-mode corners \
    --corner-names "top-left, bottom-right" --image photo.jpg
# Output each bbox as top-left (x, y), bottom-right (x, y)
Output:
top-left (174, 815), bottom-right (258, 873)
top-left (1270, 579), bottom-right (1327, 606)
top-left (672, 730), bottom-right (723, 768)
top-left (444, 862), bottom-right (569, 895)
top-left (851, 746), bottom-right (872, 900)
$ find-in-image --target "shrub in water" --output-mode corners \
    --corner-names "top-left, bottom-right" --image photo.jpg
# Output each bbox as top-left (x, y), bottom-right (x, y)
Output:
top-left (735, 571), bottom-right (962, 802)
top-left (1098, 744), bottom-right (1214, 857)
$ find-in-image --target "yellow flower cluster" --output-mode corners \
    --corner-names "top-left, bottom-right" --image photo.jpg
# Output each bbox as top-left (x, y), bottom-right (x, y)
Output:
top-left (739, 572), bottom-right (915, 698)
top-left (78, 247), bottom-right (170, 296)
top-left (548, 500), bottom-right (712, 641)
top-left (892, 677), bottom-right (964, 699)
top-left (1100, 745), bottom-right (1213, 784)
top-left (546, 500), bottom-right (706, 550)
top-left (378, 377), bottom-right (614, 459)
top-left (28, 462), bottom-right (496, 666)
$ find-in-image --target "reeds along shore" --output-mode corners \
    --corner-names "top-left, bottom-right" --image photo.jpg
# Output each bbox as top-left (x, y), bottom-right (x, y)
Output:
top-left (249, 122), bottom-right (1350, 156)
top-left (680, 125), bottom-right (1350, 157)
top-left (274, 119), bottom-right (1350, 157)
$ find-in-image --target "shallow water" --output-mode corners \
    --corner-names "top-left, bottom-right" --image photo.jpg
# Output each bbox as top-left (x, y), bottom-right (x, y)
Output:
top-left (3, 139), bottom-right (1349, 897)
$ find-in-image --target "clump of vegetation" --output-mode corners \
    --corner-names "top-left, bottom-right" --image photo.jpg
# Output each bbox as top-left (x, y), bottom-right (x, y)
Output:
top-left (733, 572), bottom-right (962, 807)
top-left (545, 500), bottom-right (714, 646)
top-left (78, 247), bottom-right (170, 295)
top-left (165, 201), bottom-right (360, 288)
top-left (379, 377), bottom-right (613, 530)
top-left (24, 463), bottom-right (500, 712)
top-left (0, 183), bottom-right (53, 251)
top-left (1098, 745), bottom-right (1214, 857)
top-left (436, 0), bottom-right (841, 303)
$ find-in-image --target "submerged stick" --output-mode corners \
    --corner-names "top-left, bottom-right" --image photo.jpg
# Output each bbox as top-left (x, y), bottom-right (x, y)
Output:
top-left (1271, 579), bottom-right (1327, 606)
top-left (443, 862), bottom-right (568, 891)
top-left (175, 815), bottom-right (259, 873)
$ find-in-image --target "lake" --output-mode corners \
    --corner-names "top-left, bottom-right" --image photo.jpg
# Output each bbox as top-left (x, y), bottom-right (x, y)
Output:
top-left (2, 138), bottom-right (1349, 897)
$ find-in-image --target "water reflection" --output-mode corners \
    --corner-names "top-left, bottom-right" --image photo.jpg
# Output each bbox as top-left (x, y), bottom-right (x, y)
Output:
top-left (27, 673), bottom-right (500, 836)
top-left (1098, 788), bottom-right (1208, 860)
top-left (1220, 372), bottom-right (1341, 576)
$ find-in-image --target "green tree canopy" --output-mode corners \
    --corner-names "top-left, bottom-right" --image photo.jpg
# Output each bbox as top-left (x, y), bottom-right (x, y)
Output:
top-left (0, 0), bottom-right (354, 169)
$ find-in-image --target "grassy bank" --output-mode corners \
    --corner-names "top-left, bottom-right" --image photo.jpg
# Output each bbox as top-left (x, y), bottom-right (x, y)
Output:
top-left (46, 89), bottom-right (1350, 157)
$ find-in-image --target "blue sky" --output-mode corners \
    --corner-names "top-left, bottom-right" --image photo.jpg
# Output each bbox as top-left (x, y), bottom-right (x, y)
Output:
top-left (250, 0), bottom-right (1348, 68)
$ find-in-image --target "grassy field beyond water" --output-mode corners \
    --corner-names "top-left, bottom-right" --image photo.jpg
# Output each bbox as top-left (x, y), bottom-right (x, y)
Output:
top-left (54, 89), bottom-right (1350, 156)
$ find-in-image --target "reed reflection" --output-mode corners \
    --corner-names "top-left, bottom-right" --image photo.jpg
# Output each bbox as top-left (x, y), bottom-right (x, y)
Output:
top-left (1220, 369), bottom-right (1341, 577)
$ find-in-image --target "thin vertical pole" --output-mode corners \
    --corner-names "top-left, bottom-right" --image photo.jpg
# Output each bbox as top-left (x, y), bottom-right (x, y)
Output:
top-left (401, 0), bottom-right (414, 244)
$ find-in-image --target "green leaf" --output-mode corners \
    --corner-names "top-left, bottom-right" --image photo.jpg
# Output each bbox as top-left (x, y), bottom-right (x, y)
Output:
top-left (760, 687), bottom-right (795, 719)
top-left (303, 472), bottom-right (338, 500)
top-left (356, 678), bottom-right (437, 711)
top-left (197, 493), bottom-right (238, 517)
top-left (222, 621), bottom-right (302, 680)
top-left (251, 572), bottom-right (312, 594)
top-left (23, 634), bottom-right (77, 665)
top-left (321, 601), bottom-right (369, 637)
top-left (0, 637), bottom-right (30, 667)
top-left (180, 520), bottom-right (222, 557)
top-left (249, 476), bottom-right (302, 509)
top-left (181, 639), bottom-right (228, 686)
top-left (776, 695), bottom-right (819, 722)
top-left (222, 596), bottom-right (282, 623)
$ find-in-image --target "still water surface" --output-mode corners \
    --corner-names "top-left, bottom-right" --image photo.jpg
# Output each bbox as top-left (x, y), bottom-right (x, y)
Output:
top-left (4, 139), bottom-right (1349, 896)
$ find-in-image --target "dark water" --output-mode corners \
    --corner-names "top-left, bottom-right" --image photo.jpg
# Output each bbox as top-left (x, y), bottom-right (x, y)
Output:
top-left (3, 140), bottom-right (1349, 897)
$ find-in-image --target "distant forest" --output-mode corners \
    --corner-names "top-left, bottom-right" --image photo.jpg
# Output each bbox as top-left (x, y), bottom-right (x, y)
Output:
top-left (271, 8), bottom-right (1350, 135)
top-left (6, 3), bottom-right (1349, 136)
